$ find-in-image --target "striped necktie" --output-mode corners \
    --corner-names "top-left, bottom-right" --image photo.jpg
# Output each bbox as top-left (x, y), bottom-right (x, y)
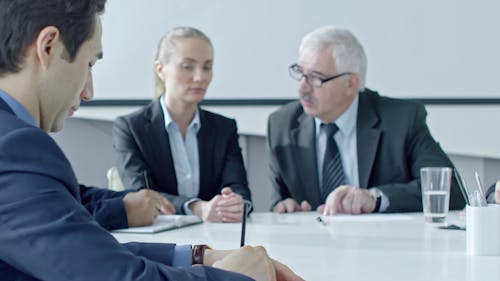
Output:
top-left (321, 123), bottom-right (345, 202)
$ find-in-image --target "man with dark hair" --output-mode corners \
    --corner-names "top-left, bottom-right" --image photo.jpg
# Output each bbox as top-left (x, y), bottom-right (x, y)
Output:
top-left (0, 1), bottom-right (303, 280)
top-left (0, 0), bottom-right (105, 73)
top-left (0, 0), bottom-right (177, 232)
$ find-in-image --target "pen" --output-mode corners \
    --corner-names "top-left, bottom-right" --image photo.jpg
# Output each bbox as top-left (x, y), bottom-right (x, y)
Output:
top-left (453, 168), bottom-right (471, 206)
top-left (143, 170), bottom-right (151, 189)
top-left (316, 216), bottom-right (327, 226)
top-left (240, 203), bottom-right (247, 247)
top-left (474, 171), bottom-right (488, 206)
top-left (437, 224), bottom-right (466, 231)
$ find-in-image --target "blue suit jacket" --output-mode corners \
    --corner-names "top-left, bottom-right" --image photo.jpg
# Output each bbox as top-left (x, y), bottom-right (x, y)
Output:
top-left (113, 98), bottom-right (251, 213)
top-left (0, 98), bottom-right (253, 281)
top-left (79, 184), bottom-right (130, 230)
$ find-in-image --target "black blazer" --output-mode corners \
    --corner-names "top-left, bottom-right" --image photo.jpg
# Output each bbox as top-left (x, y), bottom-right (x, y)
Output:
top-left (267, 88), bottom-right (465, 212)
top-left (113, 98), bottom-right (251, 214)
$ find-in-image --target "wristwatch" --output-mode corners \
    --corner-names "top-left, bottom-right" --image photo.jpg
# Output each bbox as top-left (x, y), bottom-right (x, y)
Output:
top-left (192, 244), bottom-right (211, 265)
top-left (368, 188), bottom-right (382, 212)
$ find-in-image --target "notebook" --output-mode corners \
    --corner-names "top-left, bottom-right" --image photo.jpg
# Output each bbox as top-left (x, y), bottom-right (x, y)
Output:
top-left (113, 215), bottom-right (202, 233)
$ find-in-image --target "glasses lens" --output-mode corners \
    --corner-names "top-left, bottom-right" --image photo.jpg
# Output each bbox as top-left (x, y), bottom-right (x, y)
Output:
top-left (288, 64), bottom-right (324, 88)
top-left (308, 76), bottom-right (322, 88)
top-left (289, 65), bottom-right (303, 81)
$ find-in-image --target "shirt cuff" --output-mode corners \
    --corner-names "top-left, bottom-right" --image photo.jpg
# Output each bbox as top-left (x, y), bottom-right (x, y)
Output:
top-left (183, 198), bottom-right (200, 215)
top-left (378, 191), bottom-right (389, 212)
top-left (172, 244), bottom-right (192, 267)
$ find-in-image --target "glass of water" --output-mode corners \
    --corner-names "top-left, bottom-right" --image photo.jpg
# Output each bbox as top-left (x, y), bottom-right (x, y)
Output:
top-left (420, 167), bottom-right (452, 223)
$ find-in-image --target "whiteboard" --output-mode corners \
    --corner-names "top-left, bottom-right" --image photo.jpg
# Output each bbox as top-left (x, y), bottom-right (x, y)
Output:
top-left (93, 0), bottom-right (500, 100)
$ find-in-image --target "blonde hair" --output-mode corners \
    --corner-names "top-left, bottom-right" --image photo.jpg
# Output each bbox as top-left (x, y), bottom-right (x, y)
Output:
top-left (153, 26), bottom-right (212, 98)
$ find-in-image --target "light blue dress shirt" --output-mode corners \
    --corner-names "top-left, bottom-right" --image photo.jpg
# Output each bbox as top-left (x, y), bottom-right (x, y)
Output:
top-left (160, 95), bottom-right (201, 214)
top-left (315, 94), bottom-right (389, 211)
top-left (159, 95), bottom-right (252, 214)
top-left (0, 90), bottom-right (36, 126)
top-left (315, 94), bottom-right (359, 188)
top-left (160, 95), bottom-right (201, 198)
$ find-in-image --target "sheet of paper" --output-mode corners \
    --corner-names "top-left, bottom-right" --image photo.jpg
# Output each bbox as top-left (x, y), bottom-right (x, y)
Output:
top-left (113, 215), bottom-right (202, 234)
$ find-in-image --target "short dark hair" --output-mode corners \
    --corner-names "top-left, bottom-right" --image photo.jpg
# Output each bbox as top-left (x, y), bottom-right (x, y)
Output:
top-left (0, 0), bottom-right (106, 75)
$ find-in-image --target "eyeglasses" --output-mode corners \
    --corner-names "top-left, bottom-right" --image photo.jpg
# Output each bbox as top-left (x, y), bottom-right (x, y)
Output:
top-left (288, 64), bottom-right (353, 88)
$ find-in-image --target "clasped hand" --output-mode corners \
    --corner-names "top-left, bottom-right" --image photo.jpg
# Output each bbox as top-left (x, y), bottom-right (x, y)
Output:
top-left (190, 187), bottom-right (245, 222)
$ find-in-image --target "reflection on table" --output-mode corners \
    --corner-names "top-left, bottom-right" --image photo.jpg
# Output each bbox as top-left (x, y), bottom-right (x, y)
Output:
top-left (113, 211), bottom-right (500, 281)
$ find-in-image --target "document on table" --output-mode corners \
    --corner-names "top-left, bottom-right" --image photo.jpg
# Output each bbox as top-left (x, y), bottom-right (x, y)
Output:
top-left (113, 215), bottom-right (202, 233)
top-left (324, 213), bottom-right (412, 222)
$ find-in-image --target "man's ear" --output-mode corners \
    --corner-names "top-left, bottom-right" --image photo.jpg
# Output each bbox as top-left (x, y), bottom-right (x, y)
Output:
top-left (35, 26), bottom-right (60, 70)
top-left (346, 74), bottom-right (360, 95)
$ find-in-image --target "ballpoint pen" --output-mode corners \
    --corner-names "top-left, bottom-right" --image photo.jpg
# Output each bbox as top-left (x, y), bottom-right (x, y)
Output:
top-left (240, 203), bottom-right (247, 247)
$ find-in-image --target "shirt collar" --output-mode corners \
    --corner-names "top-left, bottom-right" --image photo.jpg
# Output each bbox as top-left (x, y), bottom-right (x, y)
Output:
top-left (160, 95), bottom-right (201, 132)
top-left (315, 93), bottom-right (359, 137)
top-left (0, 90), bottom-right (37, 127)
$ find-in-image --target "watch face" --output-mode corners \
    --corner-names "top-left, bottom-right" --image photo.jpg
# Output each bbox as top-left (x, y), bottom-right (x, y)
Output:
top-left (192, 244), bottom-right (210, 265)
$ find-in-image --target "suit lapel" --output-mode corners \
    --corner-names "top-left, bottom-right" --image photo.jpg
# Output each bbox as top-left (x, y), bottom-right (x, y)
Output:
top-left (357, 92), bottom-right (381, 188)
top-left (145, 99), bottom-right (177, 191)
top-left (291, 112), bottom-right (322, 206)
top-left (197, 109), bottom-right (214, 198)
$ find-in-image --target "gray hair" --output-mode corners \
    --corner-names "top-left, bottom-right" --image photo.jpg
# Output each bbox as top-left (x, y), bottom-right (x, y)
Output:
top-left (153, 26), bottom-right (213, 98)
top-left (299, 26), bottom-right (367, 91)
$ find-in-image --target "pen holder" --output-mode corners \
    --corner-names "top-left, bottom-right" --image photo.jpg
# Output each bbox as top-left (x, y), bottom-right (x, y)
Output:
top-left (466, 204), bottom-right (500, 256)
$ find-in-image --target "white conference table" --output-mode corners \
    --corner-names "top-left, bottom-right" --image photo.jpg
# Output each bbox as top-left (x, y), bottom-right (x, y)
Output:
top-left (113, 212), bottom-right (500, 281)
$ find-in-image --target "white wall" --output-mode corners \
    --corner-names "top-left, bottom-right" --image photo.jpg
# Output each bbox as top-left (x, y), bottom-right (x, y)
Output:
top-left (95, 0), bottom-right (500, 100)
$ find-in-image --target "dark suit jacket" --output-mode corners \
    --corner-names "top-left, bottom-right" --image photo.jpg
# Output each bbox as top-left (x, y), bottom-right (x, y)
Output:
top-left (80, 184), bottom-right (130, 230)
top-left (0, 98), bottom-right (252, 281)
top-left (268, 88), bottom-right (465, 212)
top-left (113, 98), bottom-right (251, 214)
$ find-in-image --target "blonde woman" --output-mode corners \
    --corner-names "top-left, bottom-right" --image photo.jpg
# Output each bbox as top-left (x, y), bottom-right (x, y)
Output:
top-left (113, 27), bottom-right (251, 222)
